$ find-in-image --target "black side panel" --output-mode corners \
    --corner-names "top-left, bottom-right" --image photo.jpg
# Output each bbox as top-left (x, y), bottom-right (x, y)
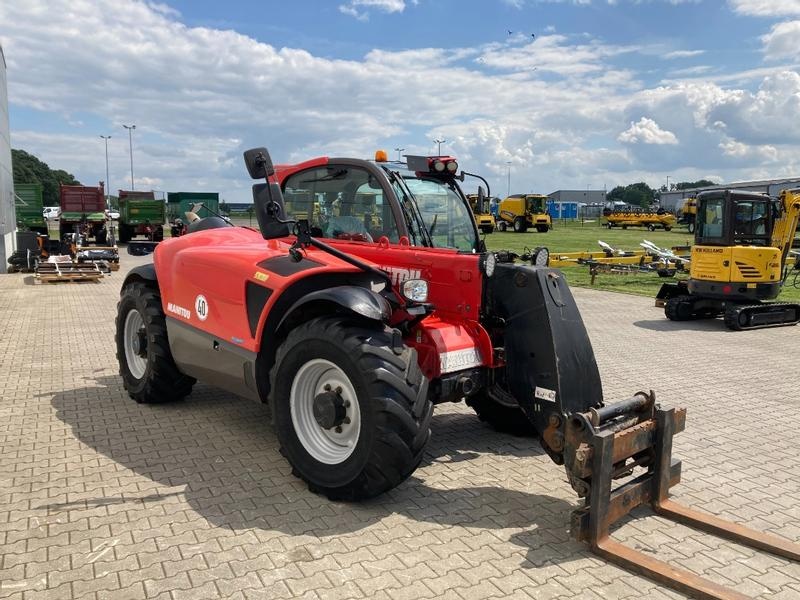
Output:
top-left (122, 263), bottom-right (157, 289)
top-left (258, 255), bottom-right (322, 276)
top-left (246, 282), bottom-right (273, 337)
top-left (484, 265), bottom-right (603, 434)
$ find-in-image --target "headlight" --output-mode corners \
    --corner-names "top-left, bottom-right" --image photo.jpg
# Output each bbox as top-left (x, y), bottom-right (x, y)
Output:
top-left (401, 279), bottom-right (428, 303)
top-left (446, 161), bottom-right (458, 173)
top-left (433, 160), bottom-right (445, 172)
top-left (483, 252), bottom-right (496, 277)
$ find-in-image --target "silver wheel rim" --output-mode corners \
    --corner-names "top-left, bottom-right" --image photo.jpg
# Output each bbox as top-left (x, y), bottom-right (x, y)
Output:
top-left (290, 358), bottom-right (361, 464)
top-left (123, 309), bottom-right (147, 379)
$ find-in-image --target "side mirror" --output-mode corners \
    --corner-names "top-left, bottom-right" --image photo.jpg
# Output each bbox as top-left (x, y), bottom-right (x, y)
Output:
top-left (478, 186), bottom-right (486, 204)
top-left (243, 147), bottom-right (275, 180)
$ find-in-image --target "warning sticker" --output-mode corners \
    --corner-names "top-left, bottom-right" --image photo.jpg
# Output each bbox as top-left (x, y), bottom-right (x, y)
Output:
top-left (534, 386), bottom-right (557, 402)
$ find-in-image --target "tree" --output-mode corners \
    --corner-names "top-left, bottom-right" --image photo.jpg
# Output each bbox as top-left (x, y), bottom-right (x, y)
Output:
top-left (11, 149), bottom-right (80, 205)
top-left (675, 179), bottom-right (716, 190)
top-left (608, 182), bottom-right (655, 208)
top-left (607, 185), bottom-right (626, 203)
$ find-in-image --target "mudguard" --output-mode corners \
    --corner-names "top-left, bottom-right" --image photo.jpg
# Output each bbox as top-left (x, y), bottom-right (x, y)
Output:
top-left (121, 263), bottom-right (158, 290)
top-left (277, 285), bottom-right (391, 332)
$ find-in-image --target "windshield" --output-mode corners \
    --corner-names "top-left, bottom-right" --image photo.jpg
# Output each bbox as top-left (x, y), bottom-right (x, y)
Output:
top-left (527, 196), bottom-right (546, 213)
top-left (399, 175), bottom-right (477, 251)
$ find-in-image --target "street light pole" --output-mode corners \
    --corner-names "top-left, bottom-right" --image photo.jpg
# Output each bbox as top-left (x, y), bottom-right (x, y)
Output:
top-left (394, 147), bottom-right (405, 161)
top-left (506, 161), bottom-right (512, 197)
top-left (433, 138), bottom-right (446, 156)
top-left (666, 175), bottom-right (671, 192)
top-left (99, 135), bottom-right (111, 207)
top-left (122, 124), bottom-right (136, 190)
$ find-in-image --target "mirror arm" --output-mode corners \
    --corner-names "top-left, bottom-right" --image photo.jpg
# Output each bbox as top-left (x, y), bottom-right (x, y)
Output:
top-left (461, 171), bottom-right (491, 198)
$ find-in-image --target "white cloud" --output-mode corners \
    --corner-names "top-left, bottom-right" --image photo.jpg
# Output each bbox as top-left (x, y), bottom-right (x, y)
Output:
top-left (762, 20), bottom-right (800, 60)
top-left (729, 0), bottom-right (800, 17)
top-left (668, 65), bottom-right (713, 76)
top-left (339, 0), bottom-right (406, 20)
top-left (663, 49), bottom-right (705, 59)
top-left (618, 117), bottom-right (679, 144)
top-left (2, 0), bottom-right (800, 200)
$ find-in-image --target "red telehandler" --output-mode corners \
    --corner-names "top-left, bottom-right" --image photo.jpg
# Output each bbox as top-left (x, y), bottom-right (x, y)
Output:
top-left (116, 147), bottom-right (799, 599)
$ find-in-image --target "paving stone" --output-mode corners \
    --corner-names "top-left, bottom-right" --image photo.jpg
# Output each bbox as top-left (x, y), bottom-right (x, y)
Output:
top-left (0, 257), bottom-right (797, 600)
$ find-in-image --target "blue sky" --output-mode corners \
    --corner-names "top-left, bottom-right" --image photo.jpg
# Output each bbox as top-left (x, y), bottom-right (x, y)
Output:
top-left (2, 0), bottom-right (800, 203)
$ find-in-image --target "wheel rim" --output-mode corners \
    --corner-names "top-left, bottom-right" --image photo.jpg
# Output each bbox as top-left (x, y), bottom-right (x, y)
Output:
top-left (123, 309), bottom-right (147, 379)
top-left (290, 358), bottom-right (362, 465)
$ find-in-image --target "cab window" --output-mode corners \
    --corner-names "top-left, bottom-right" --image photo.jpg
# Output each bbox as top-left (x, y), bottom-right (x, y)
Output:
top-left (732, 200), bottom-right (770, 246)
top-left (282, 166), bottom-right (399, 243)
top-left (697, 198), bottom-right (725, 240)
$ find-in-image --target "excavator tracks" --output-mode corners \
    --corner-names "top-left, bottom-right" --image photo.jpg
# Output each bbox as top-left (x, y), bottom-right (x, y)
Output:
top-left (723, 302), bottom-right (800, 330)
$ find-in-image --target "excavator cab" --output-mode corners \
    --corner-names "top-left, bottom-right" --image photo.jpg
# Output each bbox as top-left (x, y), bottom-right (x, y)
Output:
top-left (695, 191), bottom-right (772, 246)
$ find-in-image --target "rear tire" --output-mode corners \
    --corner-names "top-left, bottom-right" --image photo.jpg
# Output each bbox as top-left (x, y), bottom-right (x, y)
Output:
top-left (270, 317), bottom-right (432, 501)
top-left (466, 392), bottom-right (537, 437)
top-left (116, 282), bottom-right (195, 403)
top-left (498, 221), bottom-right (507, 232)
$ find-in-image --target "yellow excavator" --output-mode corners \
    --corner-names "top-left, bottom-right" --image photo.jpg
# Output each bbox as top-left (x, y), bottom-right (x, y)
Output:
top-left (658, 188), bottom-right (800, 330)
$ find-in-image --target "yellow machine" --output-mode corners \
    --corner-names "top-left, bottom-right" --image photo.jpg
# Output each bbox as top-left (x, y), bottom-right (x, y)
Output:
top-left (658, 188), bottom-right (800, 330)
top-left (677, 197), bottom-right (697, 232)
top-left (497, 193), bottom-right (551, 233)
top-left (466, 193), bottom-right (496, 234)
top-left (602, 206), bottom-right (676, 231)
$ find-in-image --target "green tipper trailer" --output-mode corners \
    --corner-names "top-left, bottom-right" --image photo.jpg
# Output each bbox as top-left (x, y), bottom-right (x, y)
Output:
top-left (167, 192), bottom-right (219, 222)
top-left (117, 190), bottom-right (165, 243)
top-left (14, 183), bottom-right (47, 234)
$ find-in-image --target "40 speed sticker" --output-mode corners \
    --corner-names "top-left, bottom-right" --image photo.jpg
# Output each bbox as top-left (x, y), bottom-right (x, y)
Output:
top-left (195, 295), bottom-right (209, 321)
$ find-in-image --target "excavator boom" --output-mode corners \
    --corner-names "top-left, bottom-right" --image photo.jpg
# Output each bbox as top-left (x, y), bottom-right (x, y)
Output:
top-left (772, 189), bottom-right (800, 267)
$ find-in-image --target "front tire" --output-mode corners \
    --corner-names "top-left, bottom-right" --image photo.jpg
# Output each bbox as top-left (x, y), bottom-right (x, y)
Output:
top-left (513, 217), bottom-right (527, 233)
top-left (271, 317), bottom-right (432, 501)
top-left (536, 225), bottom-right (548, 233)
top-left (116, 282), bottom-right (195, 403)
top-left (466, 392), bottom-right (537, 436)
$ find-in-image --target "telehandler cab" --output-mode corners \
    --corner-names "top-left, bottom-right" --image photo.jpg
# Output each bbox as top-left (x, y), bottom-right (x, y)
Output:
top-left (116, 148), bottom-right (800, 600)
top-left (658, 188), bottom-right (800, 330)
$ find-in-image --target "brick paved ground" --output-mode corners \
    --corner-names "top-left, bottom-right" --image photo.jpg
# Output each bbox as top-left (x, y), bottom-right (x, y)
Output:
top-left (0, 254), bottom-right (798, 600)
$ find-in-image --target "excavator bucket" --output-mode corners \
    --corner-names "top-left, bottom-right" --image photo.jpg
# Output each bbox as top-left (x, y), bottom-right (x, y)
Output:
top-left (565, 393), bottom-right (800, 600)
top-left (654, 281), bottom-right (686, 307)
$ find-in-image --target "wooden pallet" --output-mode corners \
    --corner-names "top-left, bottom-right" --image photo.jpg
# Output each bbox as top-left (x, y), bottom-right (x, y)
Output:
top-left (35, 261), bottom-right (107, 284)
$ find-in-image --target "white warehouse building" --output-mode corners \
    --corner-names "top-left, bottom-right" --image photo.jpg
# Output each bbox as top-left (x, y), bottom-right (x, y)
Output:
top-left (0, 44), bottom-right (14, 274)
top-left (660, 177), bottom-right (800, 213)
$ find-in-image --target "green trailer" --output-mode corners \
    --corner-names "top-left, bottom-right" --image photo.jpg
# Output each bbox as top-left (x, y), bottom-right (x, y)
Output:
top-left (117, 191), bottom-right (165, 243)
top-left (167, 192), bottom-right (220, 222)
top-left (14, 183), bottom-right (47, 234)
